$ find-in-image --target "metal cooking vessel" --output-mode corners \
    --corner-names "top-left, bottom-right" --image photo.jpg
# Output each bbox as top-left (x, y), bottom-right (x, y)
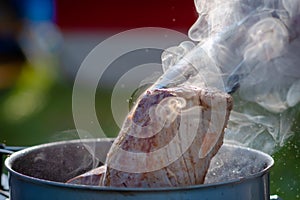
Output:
top-left (5, 138), bottom-right (274, 200)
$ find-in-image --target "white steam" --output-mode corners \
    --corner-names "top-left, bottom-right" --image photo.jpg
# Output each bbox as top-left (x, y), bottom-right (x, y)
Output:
top-left (155, 0), bottom-right (300, 154)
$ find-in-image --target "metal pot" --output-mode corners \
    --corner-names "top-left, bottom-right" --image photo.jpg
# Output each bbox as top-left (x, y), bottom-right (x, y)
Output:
top-left (5, 138), bottom-right (274, 200)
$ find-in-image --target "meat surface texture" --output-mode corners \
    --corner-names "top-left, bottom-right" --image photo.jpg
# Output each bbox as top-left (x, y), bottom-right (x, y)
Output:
top-left (101, 85), bottom-right (233, 187)
top-left (66, 165), bottom-right (106, 185)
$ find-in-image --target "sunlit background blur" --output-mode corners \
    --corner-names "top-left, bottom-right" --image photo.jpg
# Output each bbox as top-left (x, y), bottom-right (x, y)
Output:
top-left (0, 0), bottom-right (299, 199)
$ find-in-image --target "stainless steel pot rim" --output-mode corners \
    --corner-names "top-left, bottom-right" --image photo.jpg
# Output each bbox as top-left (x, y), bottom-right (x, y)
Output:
top-left (5, 138), bottom-right (274, 192)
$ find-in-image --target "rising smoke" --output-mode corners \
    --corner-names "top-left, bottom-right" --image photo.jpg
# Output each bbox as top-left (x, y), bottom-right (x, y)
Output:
top-left (155, 0), bottom-right (300, 154)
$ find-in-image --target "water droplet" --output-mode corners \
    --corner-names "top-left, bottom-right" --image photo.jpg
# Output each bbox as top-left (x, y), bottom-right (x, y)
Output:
top-left (256, 96), bottom-right (262, 102)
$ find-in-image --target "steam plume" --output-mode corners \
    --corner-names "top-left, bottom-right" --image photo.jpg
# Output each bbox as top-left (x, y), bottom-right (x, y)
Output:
top-left (154, 0), bottom-right (300, 154)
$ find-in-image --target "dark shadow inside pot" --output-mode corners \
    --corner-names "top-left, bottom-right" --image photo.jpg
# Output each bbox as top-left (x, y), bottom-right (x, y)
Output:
top-left (10, 139), bottom-right (112, 183)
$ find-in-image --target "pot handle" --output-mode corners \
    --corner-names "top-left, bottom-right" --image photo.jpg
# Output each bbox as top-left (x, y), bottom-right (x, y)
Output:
top-left (0, 144), bottom-right (26, 199)
top-left (0, 189), bottom-right (9, 199)
top-left (0, 145), bottom-right (10, 199)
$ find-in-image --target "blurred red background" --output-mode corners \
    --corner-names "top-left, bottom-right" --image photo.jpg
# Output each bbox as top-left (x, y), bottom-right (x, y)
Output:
top-left (55, 0), bottom-right (198, 32)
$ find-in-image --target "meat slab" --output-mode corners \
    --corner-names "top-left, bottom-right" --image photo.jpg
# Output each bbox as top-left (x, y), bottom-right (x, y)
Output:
top-left (100, 85), bottom-right (233, 187)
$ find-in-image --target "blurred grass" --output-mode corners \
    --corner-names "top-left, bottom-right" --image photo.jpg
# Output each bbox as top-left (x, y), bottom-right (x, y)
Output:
top-left (0, 81), bottom-right (74, 146)
top-left (0, 80), bottom-right (299, 199)
top-left (271, 130), bottom-right (300, 199)
top-left (0, 80), bottom-right (119, 146)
